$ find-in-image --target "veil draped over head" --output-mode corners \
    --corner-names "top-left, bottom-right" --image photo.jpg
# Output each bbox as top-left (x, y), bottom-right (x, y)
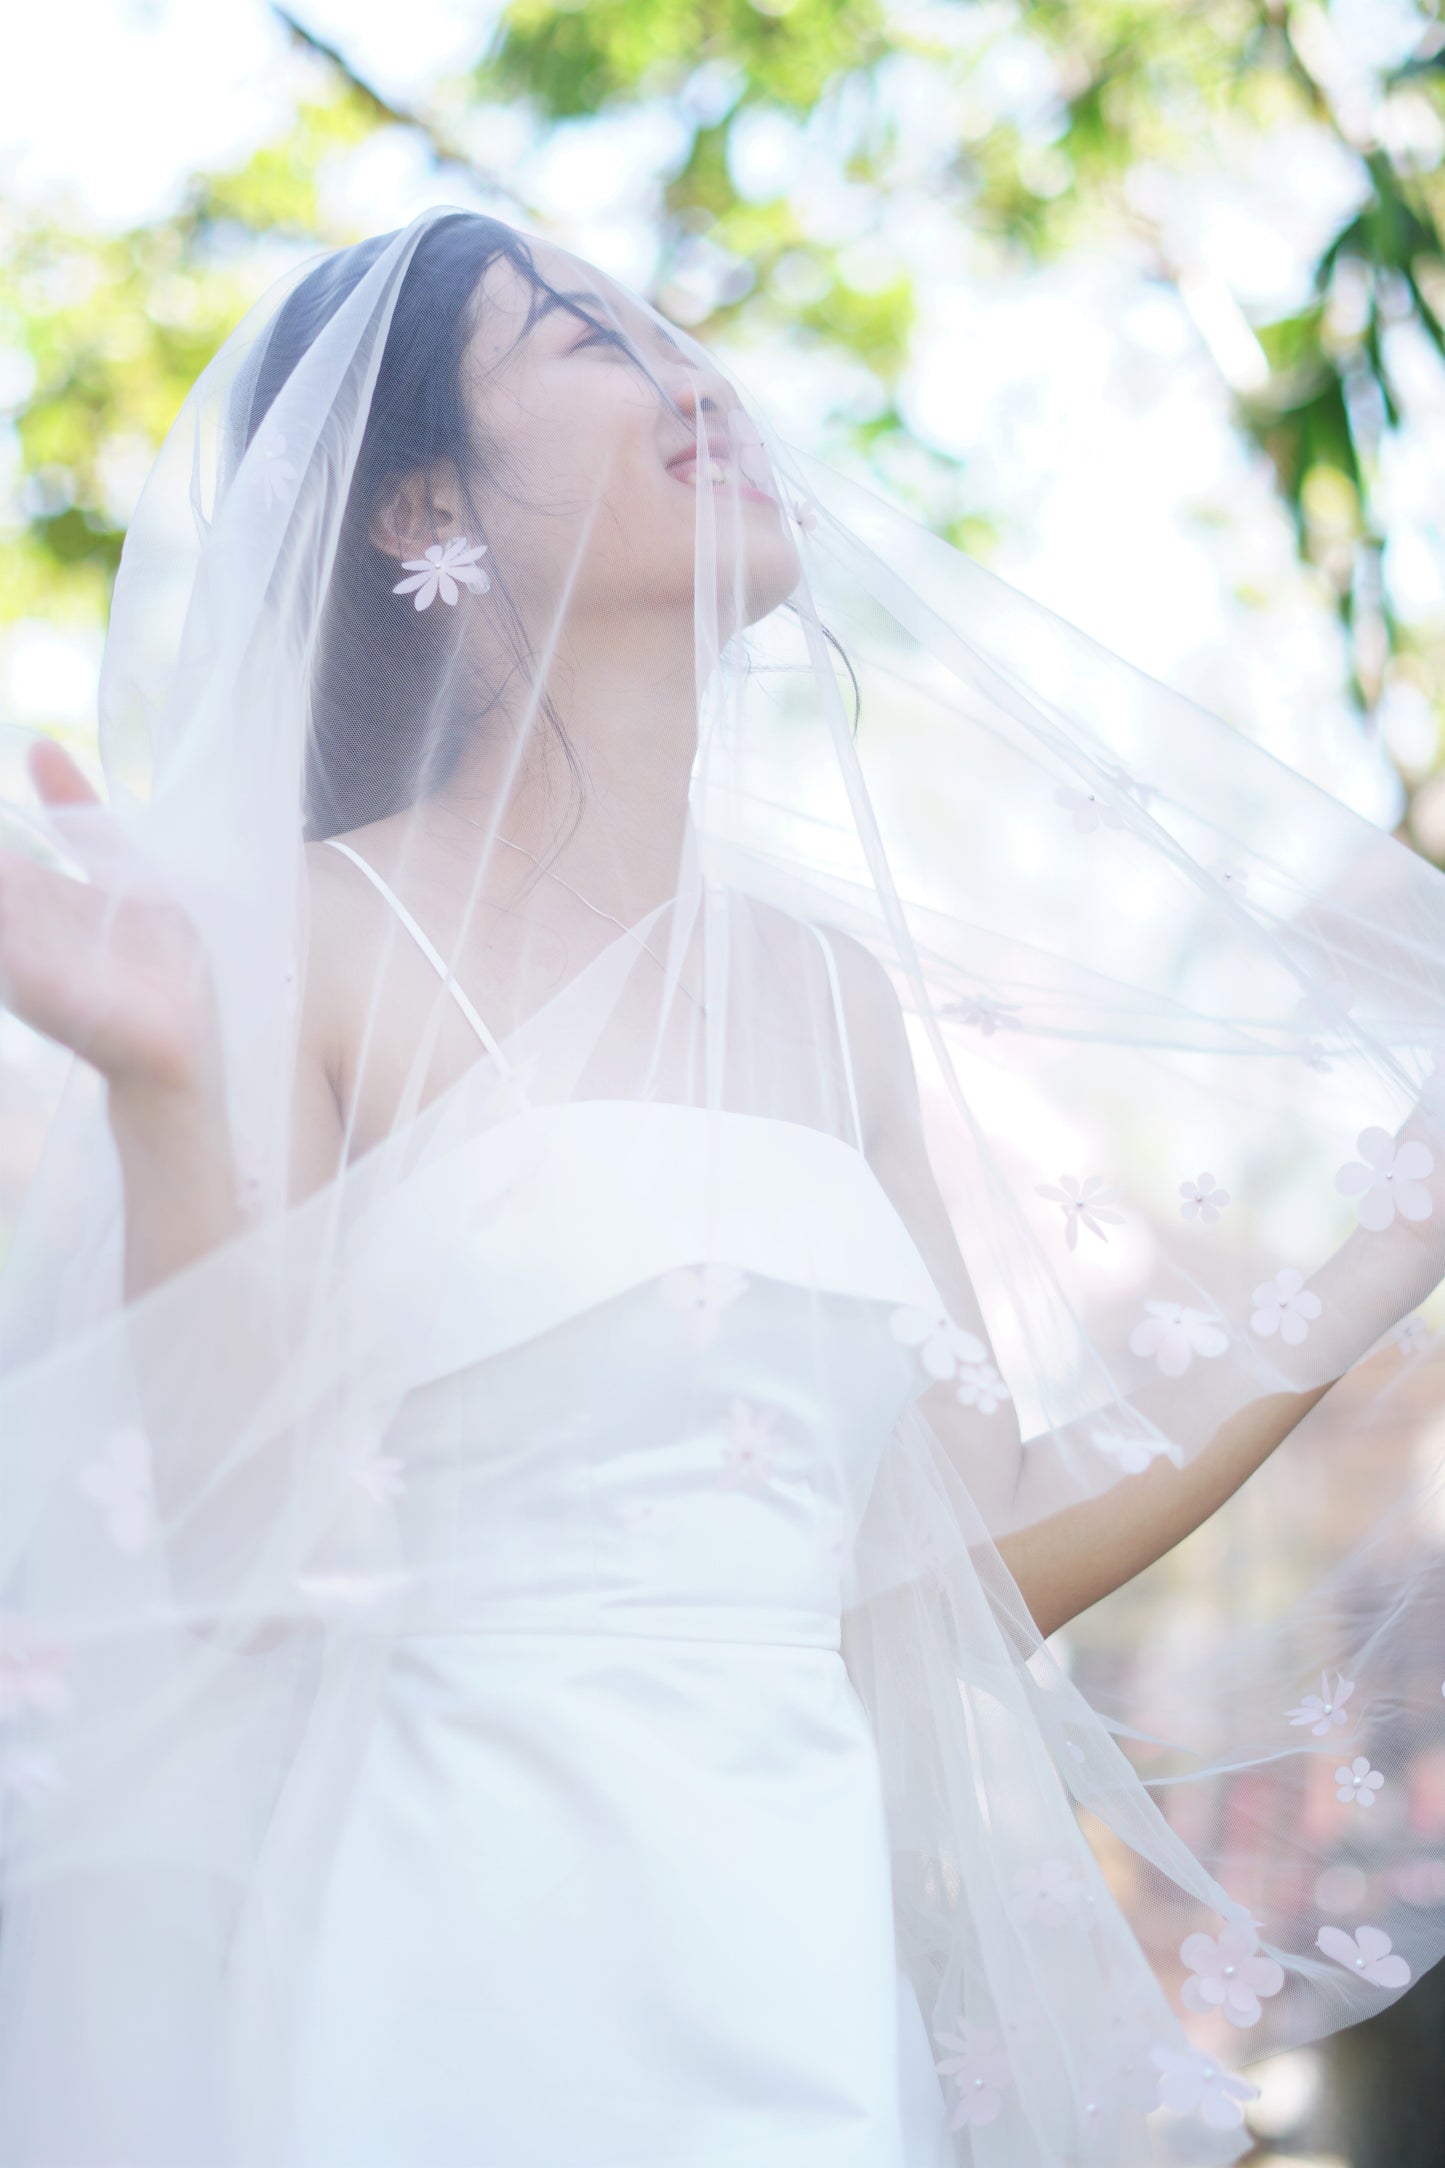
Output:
top-left (3, 205), bottom-right (1445, 2164)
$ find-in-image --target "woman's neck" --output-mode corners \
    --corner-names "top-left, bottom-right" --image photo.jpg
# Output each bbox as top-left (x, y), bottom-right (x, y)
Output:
top-left (436, 619), bottom-right (700, 925)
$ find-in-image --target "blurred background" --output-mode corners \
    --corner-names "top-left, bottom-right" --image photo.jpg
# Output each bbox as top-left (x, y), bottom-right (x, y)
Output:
top-left (5, 0), bottom-right (1445, 2156)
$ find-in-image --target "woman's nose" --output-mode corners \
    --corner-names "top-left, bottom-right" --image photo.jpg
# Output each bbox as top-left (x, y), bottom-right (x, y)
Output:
top-left (660, 359), bottom-right (734, 434)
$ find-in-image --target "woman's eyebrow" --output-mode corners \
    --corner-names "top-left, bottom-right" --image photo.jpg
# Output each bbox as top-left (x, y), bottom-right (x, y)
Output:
top-left (537, 287), bottom-right (688, 358)
top-left (533, 288), bottom-right (616, 333)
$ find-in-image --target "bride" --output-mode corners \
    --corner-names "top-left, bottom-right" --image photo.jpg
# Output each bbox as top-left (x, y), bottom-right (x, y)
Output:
top-left (1, 206), bottom-right (1444, 2166)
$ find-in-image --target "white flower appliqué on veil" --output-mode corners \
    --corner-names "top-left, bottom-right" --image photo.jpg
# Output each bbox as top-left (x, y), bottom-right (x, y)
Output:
top-left (393, 538), bottom-right (491, 610)
top-left (888, 1305), bottom-right (1014, 1418)
top-left (1128, 1300), bottom-right (1228, 1377)
top-left (1151, 2044), bottom-right (1259, 2130)
top-left (718, 1399), bottom-right (782, 1491)
top-left (1334, 1124), bottom-right (1436, 1231)
top-left (1035, 1172), bottom-right (1125, 1250)
top-left (659, 1264), bottom-right (749, 1351)
top-left (77, 1424), bottom-right (158, 1554)
top-left (1178, 1171), bottom-right (1230, 1223)
top-left (1249, 1266), bottom-right (1322, 1345)
top-left (0, 1624), bottom-right (73, 1722)
top-left (954, 1360), bottom-right (1012, 1414)
top-left (944, 992), bottom-right (1022, 1035)
top-left (888, 1305), bottom-right (986, 1381)
top-left (932, 2018), bottom-right (1013, 2130)
top-left (1009, 1857), bottom-right (1091, 1926)
top-left (1089, 1423), bottom-right (1183, 1475)
top-left (1286, 1670), bottom-right (1355, 1735)
top-left (1054, 781), bottom-right (1127, 834)
top-left (1335, 1755), bottom-right (1385, 1807)
top-left (1315, 1923), bottom-right (1411, 1989)
top-left (1177, 1920), bottom-right (1284, 2027)
top-left (347, 1439), bottom-right (407, 1507)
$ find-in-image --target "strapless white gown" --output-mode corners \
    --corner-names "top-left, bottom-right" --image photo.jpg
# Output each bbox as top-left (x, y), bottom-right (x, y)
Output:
top-left (225, 1098), bottom-right (956, 2166)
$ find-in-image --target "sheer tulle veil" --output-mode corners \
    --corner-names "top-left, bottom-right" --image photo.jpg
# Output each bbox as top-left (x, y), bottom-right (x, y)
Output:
top-left (2, 204), bottom-right (1445, 2163)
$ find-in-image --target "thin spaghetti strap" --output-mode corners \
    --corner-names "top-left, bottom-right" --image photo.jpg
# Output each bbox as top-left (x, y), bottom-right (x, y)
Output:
top-left (806, 922), bottom-right (865, 1153)
top-left (321, 838), bottom-right (523, 1082)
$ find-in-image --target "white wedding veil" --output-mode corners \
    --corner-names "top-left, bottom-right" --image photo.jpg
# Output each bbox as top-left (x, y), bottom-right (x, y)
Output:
top-left (2, 205), bottom-right (1445, 2164)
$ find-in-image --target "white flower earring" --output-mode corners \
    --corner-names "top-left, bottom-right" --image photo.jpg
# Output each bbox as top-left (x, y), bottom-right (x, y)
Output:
top-left (393, 537), bottom-right (490, 611)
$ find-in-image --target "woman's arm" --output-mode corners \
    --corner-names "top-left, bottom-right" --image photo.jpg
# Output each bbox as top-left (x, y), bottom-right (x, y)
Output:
top-left (0, 743), bottom-right (346, 1298)
top-left (998, 1153), bottom-right (1444, 1635)
top-left (834, 928), bottom-right (1445, 1641)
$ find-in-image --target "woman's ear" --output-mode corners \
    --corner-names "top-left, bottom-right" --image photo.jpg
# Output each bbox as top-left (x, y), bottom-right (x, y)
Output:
top-left (368, 459), bottom-right (466, 564)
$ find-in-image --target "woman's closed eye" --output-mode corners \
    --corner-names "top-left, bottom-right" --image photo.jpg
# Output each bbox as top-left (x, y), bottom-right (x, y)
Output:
top-left (571, 324), bottom-right (636, 359)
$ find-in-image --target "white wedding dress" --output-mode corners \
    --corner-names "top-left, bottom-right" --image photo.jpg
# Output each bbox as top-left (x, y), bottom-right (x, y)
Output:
top-left (222, 842), bottom-right (955, 2166)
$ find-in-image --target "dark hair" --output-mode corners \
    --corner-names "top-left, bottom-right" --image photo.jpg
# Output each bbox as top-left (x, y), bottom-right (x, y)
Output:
top-left (246, 214), bottom-right (595, 841)
top-left (244, 214), bottom-right (858, 840)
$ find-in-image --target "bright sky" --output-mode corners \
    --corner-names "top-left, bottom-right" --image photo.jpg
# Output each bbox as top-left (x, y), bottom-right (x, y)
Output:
top-left (0, 0), bottom-right (496, 227)
top-left (2, 0), bottom-right (1442, 831)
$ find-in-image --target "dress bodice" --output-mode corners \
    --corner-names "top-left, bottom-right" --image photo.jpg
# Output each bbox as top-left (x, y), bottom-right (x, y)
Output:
top-left (340, 1099), bottom-right (944, 1646)
top-left (319, 842), bottom-right (946, 1653)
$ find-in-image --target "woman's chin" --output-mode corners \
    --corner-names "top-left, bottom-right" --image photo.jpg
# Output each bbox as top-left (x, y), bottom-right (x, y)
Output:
top-left (729, 530), bottom-right (804, 628)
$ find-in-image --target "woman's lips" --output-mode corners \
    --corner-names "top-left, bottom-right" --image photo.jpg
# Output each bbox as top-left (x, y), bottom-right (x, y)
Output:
top-left (666, 454), bottom-right (776, 505)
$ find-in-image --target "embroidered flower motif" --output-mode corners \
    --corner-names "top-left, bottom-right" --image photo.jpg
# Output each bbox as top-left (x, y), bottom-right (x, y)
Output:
top-left (1074, 2056), bottom-right (1133, 2120)
top-left (77, 1424), bottom-right (157, 1554)
top-left (347, 1439), bottom-right (407, 1507)
top-left (0, 1626), bottom-right (73, 1723)
top-left (659, 1263), bottom-right (749, 1350)
top-left (1178, 1920), bottom-right (1285, 2027)
top-left (1178, 1171), bottom-right (1230, 1224)
top-left (1055, 781), bottom-right (1128, 834)
top-left (0, 1742), bottom-right (63, 1803)
top-left (1152, 2044), bottom-right (1259, 2129)
top-left (1010, 1857), bottom-right (1090, 1926)
top-left (1099, 758), bottom-right (1157, 813)
top-left (1336, 1755), bottom-right (1385, 1807)
top-left (945, 993), bottom-right (1022, 1035)
top-left (1035, 1173), bottom-right (1126, 1250)
top-left (256, 428), bottom-right (299, 510)
top-left (906, 1525), bottom-right (952, 1585)
top-left (1393, 1312), bottom-right (1435, 1355)
top-left (1085, 1994), bottom-right (1165, 2116)
top-left (392, 538), bottom-right (491, 610)
top-left (789, 493), bottom-right (819, 533)
top-left (1316, 1923), bottom-right (1411, 1989)
top-left (933, 2019), bottom-right (1013, 2129)
top-left (888, 1305), bottom-right (988, 1382)
top-left (1128, 1300), bottom-right (1228, 1378)
top-left (1334, 1125), bottom-right (1436, 1232)
top-left (955, 1361), bottom-right (1012, 1415)
top-left (1286, 1670), bottom-right (1355, 1736)
top-left (718, 1399), bottom-right (782, 1491)
top-left (1250, 1265), bottom-right (1322, 1346)
top-left (1089, 1424), bottom-right (1180, 1475)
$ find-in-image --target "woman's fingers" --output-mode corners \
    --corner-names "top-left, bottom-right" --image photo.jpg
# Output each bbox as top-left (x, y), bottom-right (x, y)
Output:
top-left (20, 735), bottom-right (150, 890)
top-left (27, 737), bottom-right (101, 808)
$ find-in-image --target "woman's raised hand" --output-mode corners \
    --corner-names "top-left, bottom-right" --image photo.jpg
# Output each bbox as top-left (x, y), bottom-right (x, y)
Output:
top-left (0, 738), bottom-right (223, 1107)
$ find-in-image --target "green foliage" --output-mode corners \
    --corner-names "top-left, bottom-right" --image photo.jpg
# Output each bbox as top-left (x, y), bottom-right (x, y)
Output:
top-left (483, 0), bottom-right (887, 118)
top-left (0, 217), bottom-right (250, 623)
top-left (7, 0), bottom-right (1445, 842)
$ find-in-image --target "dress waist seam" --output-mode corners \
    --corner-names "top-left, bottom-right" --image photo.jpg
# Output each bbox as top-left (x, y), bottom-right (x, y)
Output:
top-left (376, 1622), bottom-right (843, 1652)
